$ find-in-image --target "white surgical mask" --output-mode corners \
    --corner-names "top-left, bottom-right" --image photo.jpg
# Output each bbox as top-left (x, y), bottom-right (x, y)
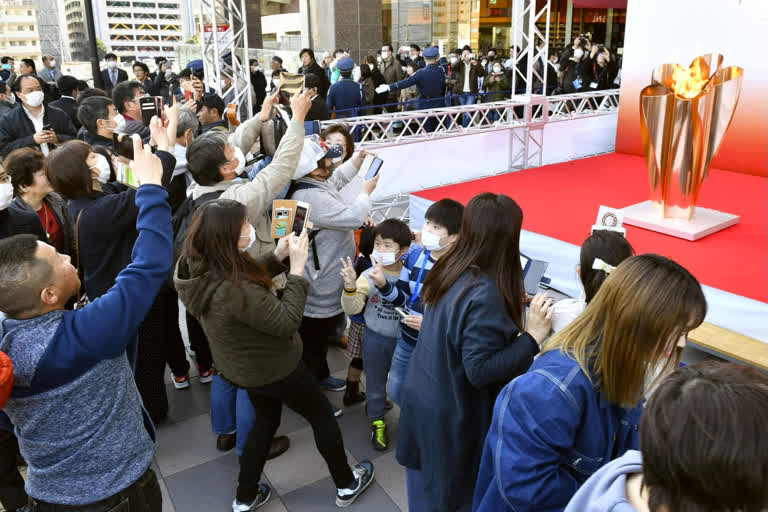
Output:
top-left (573, 48), bottom-right (584, 59)
top-left (50, 59), bottom-right (57, 68)
top-left (112, 113), bottom-right (126, 133)
top-left (377, 57), bottom-right (383, 65)
top-left (250, 66), bottom-right (259, 73)
top-left (421, 230), bottom-right (448, 251)
top-left (368, 64), bottom-right (374, 71)
top-left (0, 182), bottom-right (13, 210)
top-left (23, 90), bottom-right (44, 108)
top-left (107, 60), bottom-right (117, 70)
top-left (450, 57), bottom-right (459, 65)
top-left (230, 146), bottom-right (246, 176)
top-left (239, 223), bottom-right (256, 252)
top-left (381, 51), bottom-right (390, 59)
top-left (372, 250), bottom-right (397, 266)
top-left (493, 65), bottom-right (502, 74)
top-left (165, 69), bottom-right (173, 79)
top-left (91, 154), bottom-right (111, 184)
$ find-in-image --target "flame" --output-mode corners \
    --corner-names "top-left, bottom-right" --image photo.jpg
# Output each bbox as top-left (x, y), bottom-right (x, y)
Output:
top-left (671, 60), bottom-right (709, 99)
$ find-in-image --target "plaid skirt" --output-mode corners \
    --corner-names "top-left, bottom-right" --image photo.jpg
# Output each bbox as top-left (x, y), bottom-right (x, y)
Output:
top-left (346, 320), bottom-right (365, 359)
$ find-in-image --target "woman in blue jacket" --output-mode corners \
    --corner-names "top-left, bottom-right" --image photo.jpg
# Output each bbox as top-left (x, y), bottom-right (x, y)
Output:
top-left (396, 192), bottom-right (553, 512)
top-left (473, 254), bottom-right (708, 512)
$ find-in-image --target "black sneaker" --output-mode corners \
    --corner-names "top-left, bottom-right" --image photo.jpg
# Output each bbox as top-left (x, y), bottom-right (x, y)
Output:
top-left (343, 380), bottom-right (366, 407)
top-left (335, 461), bottom-right (374, 507)
top-left (217, 433), bottom-right (236, 452)
top-left (232, 484), bottom-right (271, 511)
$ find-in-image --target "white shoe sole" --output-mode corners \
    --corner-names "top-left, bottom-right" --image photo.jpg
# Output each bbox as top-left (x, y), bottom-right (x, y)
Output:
top-left (199, 374), bottom-right (213, 384)
top-left (232, 486), bottom-right (272, 511)
top-left (172, 379), bottom-right (190, 390)
top-left (335, 467), bottom-right (375, 508)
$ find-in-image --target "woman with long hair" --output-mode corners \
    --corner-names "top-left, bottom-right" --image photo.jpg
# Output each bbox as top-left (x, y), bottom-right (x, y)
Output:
top-left (174, 199), bottom-right (374, 512)
top-left (474, 254), bottom-right (708, 512)
top-left (396, 192), bottom-right (553, 511)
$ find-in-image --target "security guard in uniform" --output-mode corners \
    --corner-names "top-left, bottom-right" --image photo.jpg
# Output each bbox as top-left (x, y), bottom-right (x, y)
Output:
top-left (376, 46), bottom-right (446, 131)
top-left (326, 57), bottom-right (364, 119)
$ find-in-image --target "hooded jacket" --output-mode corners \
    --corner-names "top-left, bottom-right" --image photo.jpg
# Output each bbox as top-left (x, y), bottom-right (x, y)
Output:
top-left (290, 158), bottom-right (370, 318)
top-left (564, 450), bottom-right (643, 512)
top-left (174, 253), bottom-right (309, 388)
top-left (0, 185), bottom-right (171, 505)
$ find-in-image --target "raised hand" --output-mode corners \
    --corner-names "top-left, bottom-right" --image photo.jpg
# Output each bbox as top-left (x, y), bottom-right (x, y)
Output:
top-left (164, 96), bottom-right (180, 145)
top-left (131, 134), bottom-right (163, 186)
top-left (360, 173), bottom-right (379, 197)
top-left (288, 230), bottom-right (309, 276)
top-left (368, 254), bottom-right (386, 288)
top-left (148, 116), bottom-right (169, 152)
top-left (259, 90), bottom-right (280, 121)
top-left (289, 89), bottom-right (313, 122)
top-left (274, 235), bottom-right (290, 261)
top-left (526, 292), bottom-right (554, 345)
top-left (181, 98), bottom-right (197, 112)
top-left (375, 84), bottom-right (390, 94)
top-left (339, 256), bottom-right (357, 289)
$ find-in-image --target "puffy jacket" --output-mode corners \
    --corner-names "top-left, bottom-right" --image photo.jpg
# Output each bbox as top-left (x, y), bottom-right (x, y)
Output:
top-left (473, 349), bottom-right (642, 512)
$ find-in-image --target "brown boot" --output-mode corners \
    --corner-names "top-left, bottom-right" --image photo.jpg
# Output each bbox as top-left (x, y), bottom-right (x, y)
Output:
top-left (343, 380), bottom-right (366, 407)
top-left (266, 435), bottom-right (290, 460)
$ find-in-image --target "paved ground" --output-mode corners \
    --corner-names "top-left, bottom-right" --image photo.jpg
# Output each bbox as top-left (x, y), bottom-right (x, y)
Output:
top-left (155, 346), bottom-right (406, 512)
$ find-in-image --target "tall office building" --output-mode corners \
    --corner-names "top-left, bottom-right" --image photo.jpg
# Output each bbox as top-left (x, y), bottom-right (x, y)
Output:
top-left (0, 0), bottom-right (42, 62)
top-left (92, 0), bottom-right (196, 63)
top-left (64, 0), bottom-right (88, 62)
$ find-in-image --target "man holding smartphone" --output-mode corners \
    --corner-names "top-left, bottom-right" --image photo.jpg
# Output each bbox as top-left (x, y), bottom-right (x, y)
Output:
top-left (0, 75), bottom-right (76, 157)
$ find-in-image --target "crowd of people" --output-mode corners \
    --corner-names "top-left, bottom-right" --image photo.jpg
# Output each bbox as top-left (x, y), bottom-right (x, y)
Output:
top-left (0, 42), bottom-right (764, 512)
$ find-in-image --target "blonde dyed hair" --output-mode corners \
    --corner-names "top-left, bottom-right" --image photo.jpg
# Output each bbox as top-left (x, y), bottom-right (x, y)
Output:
top-left (542, 254), bottom-right (707, 407)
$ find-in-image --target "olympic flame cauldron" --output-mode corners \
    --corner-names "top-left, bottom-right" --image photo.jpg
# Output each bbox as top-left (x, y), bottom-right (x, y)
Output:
top-left (640, 54), bottom-right (743, 219)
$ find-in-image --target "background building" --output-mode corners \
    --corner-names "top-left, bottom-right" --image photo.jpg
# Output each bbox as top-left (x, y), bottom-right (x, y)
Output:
top-left (92, 0), bottom-right (195, 63)
top-left (37, 0), bottom-right (71, 63)
top-left (64, 0), bottom-right (88, 62)
top-left (0, 0), bottom-right (42, 62)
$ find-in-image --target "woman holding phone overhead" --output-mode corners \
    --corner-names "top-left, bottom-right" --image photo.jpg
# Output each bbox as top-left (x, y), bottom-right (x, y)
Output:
top-left (174, 199), bottom-right (374, 510)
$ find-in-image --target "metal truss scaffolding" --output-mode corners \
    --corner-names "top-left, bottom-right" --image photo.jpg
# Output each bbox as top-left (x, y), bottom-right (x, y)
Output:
top-left (511, 0), bottom-right (551, 97)
top-left (198, 0), bottom-right (252, 122)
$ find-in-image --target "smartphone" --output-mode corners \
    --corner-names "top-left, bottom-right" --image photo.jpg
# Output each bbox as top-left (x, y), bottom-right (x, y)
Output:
top-left (274, 207), bottom-right (291, 238)
top-left (115, 156), bottom-right (138, 189)
top-left (112, 132), bottom-right (134, 160)
top-left (292, 201), bottom-right (310, 236)
top-left (42, 124), bottom-right (53, 132)
top-left (184, 90), bottom-right (193, 102)
top-left (279, 72), bottom-right (306, 95)
top-left (394, 307), bottom-right (409, 319)
top-left (361, 154), bottom-right (384, 180)
top-left (139, 96), bottom-right (164, 126)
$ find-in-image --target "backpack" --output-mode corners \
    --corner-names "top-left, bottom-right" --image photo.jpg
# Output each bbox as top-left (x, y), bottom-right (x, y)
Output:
top-left (171, 190), bottom-right (224, 266)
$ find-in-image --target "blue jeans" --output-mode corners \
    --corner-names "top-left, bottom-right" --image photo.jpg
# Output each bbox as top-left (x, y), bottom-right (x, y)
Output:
top-left (210, 375), bottom-right (256, 455)
top-left (458, 93), bottom-right (477, 127)
top-left (361, 328), bottom-right (397, 421)
top-left (386, 337), bottom-right (414, 406)
top-left (406, 468), bottom-right (428, 512)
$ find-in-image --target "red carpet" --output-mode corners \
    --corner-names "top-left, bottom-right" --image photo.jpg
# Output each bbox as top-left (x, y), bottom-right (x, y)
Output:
top-left (413, 153), bottom-right (768, 303)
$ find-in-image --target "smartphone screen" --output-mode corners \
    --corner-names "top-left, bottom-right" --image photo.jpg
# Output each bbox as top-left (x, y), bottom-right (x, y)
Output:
top-left (292, 204), bottom-right (308, 236)
top-left (116, 157), bottom-right (138, 189)
top-left (364, 157), bottom-right (383, 180)
top-left (140, 96), bottom-right (164, 126)
top-left (394, 307), bottom-right (409, 319)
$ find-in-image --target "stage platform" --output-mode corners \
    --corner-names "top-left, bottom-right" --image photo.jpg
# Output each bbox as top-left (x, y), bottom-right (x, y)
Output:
top-left (408, 152), bottom-right (768, 353)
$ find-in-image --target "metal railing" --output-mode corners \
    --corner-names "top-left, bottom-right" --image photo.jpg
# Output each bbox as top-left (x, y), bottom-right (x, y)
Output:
top-left (319, 89), bottom-right (621, 149)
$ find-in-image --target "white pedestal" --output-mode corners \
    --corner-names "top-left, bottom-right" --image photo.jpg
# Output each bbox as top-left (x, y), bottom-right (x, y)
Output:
top-left (622, 201), bottom-right (739, 241)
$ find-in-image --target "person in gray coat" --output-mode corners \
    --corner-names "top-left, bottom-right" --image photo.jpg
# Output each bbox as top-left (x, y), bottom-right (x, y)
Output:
top-left (290, 137), bottom-right (379, 394)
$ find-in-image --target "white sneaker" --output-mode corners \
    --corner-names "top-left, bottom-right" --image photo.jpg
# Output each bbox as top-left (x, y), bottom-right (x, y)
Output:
top-left (232, 484), bottom-right (271, 511)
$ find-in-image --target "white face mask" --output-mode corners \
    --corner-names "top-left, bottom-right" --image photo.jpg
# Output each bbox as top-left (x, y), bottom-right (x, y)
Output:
top-left (239, 223), bottom-right (256, 252)
top-left (50, 59), bottom-right (57, 68)
top-left (381, 51), bottom-right (390, 59)
top-left (112, 113), bottom-right (126, 133)
top-left (231, 146), bottom-right (246, 176)
top-left (421, 229), bottom-right (449, 251)
top-left (0, 182), bottom-right (13, 210)
top-left (23, 90), bottom-right (44, 108)
top-left (91, 154), bottom-right (111, 183)
top-left (493, 65), bottom-right (502, 74)
top-left (372, 250), bottom-right (397, 266)
top-left (573, 48), bottom-right (584, 59)
top-left (107, 61), bottom-right (117, 70)
top-left (377, 57), bottom-right (383, 65)
top-left (450, 57), bottom-right (459, 65)
top-left (272, 78), bottom-right (280, 88)
top-left (368, 64), bottom-right (374, 71)
top-left (165, 69), bottom-right (173, 79)
top-left (250, 66), bottom-right (259, 73)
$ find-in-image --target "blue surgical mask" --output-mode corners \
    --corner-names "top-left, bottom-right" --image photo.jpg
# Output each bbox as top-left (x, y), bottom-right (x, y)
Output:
top-left (1, 64), bottom-right (10, 71)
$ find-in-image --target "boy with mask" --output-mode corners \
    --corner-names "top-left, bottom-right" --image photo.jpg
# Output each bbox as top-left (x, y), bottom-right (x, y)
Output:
top-left (374, 199), bottom-right (464, 406)
top-left (340, 219), bottom-right (411, 451)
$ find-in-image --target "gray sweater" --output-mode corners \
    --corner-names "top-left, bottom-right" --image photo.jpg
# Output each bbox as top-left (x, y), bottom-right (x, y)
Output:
top-left (291, 159), bottom-right (371, 318)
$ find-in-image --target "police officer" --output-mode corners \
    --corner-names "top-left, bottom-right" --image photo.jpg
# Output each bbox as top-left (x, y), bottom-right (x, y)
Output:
top-left (376, 46), bottom-right (446, 130)
top-left (325, 57), bottom-right (364, 119)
